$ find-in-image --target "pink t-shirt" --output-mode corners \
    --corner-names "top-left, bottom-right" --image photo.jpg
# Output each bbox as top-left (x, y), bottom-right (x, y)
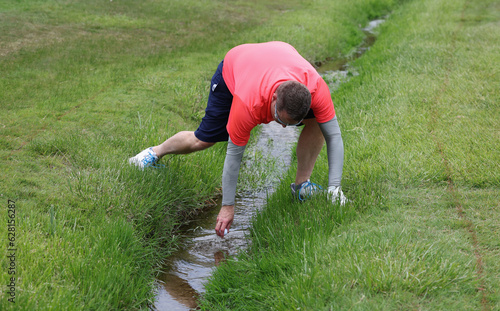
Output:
top-left (222, 41), bottom-right (336, 146)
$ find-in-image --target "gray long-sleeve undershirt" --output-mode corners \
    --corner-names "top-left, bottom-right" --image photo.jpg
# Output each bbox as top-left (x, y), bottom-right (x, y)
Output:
top-left (221, 116), bottom-right (343, 206)
top-left (221, 137), bottom-right (246, 206)
top-left (318, 116), bottom-right (344, 188)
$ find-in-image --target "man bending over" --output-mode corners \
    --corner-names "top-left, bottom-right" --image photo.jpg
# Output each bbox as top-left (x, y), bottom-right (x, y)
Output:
top-left (129, 41), bottom-right (347, 238)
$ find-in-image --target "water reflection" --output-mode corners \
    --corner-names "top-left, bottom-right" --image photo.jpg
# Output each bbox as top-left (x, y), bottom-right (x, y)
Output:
top-left (155, 273), bottom-right (198, 311)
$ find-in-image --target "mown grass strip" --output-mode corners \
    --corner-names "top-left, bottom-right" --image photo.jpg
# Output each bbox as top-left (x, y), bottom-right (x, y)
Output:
top-left (425, 1), bottom-right (490, 308)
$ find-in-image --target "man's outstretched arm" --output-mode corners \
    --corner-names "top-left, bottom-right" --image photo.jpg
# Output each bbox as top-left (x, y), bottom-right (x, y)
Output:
top-left (215, 137), bottom-right (246, 237)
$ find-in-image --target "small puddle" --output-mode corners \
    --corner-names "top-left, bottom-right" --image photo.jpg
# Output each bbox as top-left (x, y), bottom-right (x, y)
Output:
top-left (152, 19), bottom-right (385, 311)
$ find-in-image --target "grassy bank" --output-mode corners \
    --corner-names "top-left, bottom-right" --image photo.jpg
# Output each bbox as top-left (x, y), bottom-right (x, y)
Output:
top-left (200, 0), bottom-right (500, 309)
top-left (0, 0), bottom-right (403, 309)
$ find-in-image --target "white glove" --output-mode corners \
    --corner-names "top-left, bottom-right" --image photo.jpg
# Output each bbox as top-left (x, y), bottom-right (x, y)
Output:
top-left (327, 186), bottom-right (348, 205)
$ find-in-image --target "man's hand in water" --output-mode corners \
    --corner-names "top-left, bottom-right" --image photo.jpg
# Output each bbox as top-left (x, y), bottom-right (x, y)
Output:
top-left (215, 205), bottom-right (234, 238)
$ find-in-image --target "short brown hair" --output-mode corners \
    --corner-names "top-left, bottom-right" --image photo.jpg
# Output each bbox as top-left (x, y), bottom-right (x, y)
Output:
top-left (275, 81), bottom-right (311, 122)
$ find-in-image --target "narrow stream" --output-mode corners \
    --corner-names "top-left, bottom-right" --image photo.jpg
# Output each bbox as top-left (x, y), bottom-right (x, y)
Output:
top-left (319, 19), bottom-right (385, 90)
top-left (152, 19), bottom-right (385, 311)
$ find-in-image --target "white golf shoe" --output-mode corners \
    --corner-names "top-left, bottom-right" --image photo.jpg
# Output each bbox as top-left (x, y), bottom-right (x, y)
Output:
top-left (128, 147), bottom-right (159, 169)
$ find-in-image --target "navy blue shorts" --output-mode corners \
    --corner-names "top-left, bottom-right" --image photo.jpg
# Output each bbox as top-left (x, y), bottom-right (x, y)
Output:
top-left (194, 61), bottom-right (234, 143)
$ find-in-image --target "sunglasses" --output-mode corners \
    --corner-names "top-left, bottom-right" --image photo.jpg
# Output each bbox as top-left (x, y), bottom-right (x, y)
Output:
top-left (274, 103), bottom-right (303, 127)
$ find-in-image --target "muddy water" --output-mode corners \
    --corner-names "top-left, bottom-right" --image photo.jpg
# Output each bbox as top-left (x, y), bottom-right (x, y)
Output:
top-left (153, 122), bottom-right (299, 310)
top-left (152, 19), bottom-right (385, 311)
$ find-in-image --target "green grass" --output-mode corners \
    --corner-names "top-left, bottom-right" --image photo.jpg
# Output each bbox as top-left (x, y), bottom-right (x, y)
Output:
top-left (0, 0), bottom-right (407, 309)
top-left (200, 0), bottom-right (500, 309)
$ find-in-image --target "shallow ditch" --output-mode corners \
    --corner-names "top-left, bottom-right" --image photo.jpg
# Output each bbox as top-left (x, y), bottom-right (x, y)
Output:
top-left (151, 19), bottom-right (385, 311)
